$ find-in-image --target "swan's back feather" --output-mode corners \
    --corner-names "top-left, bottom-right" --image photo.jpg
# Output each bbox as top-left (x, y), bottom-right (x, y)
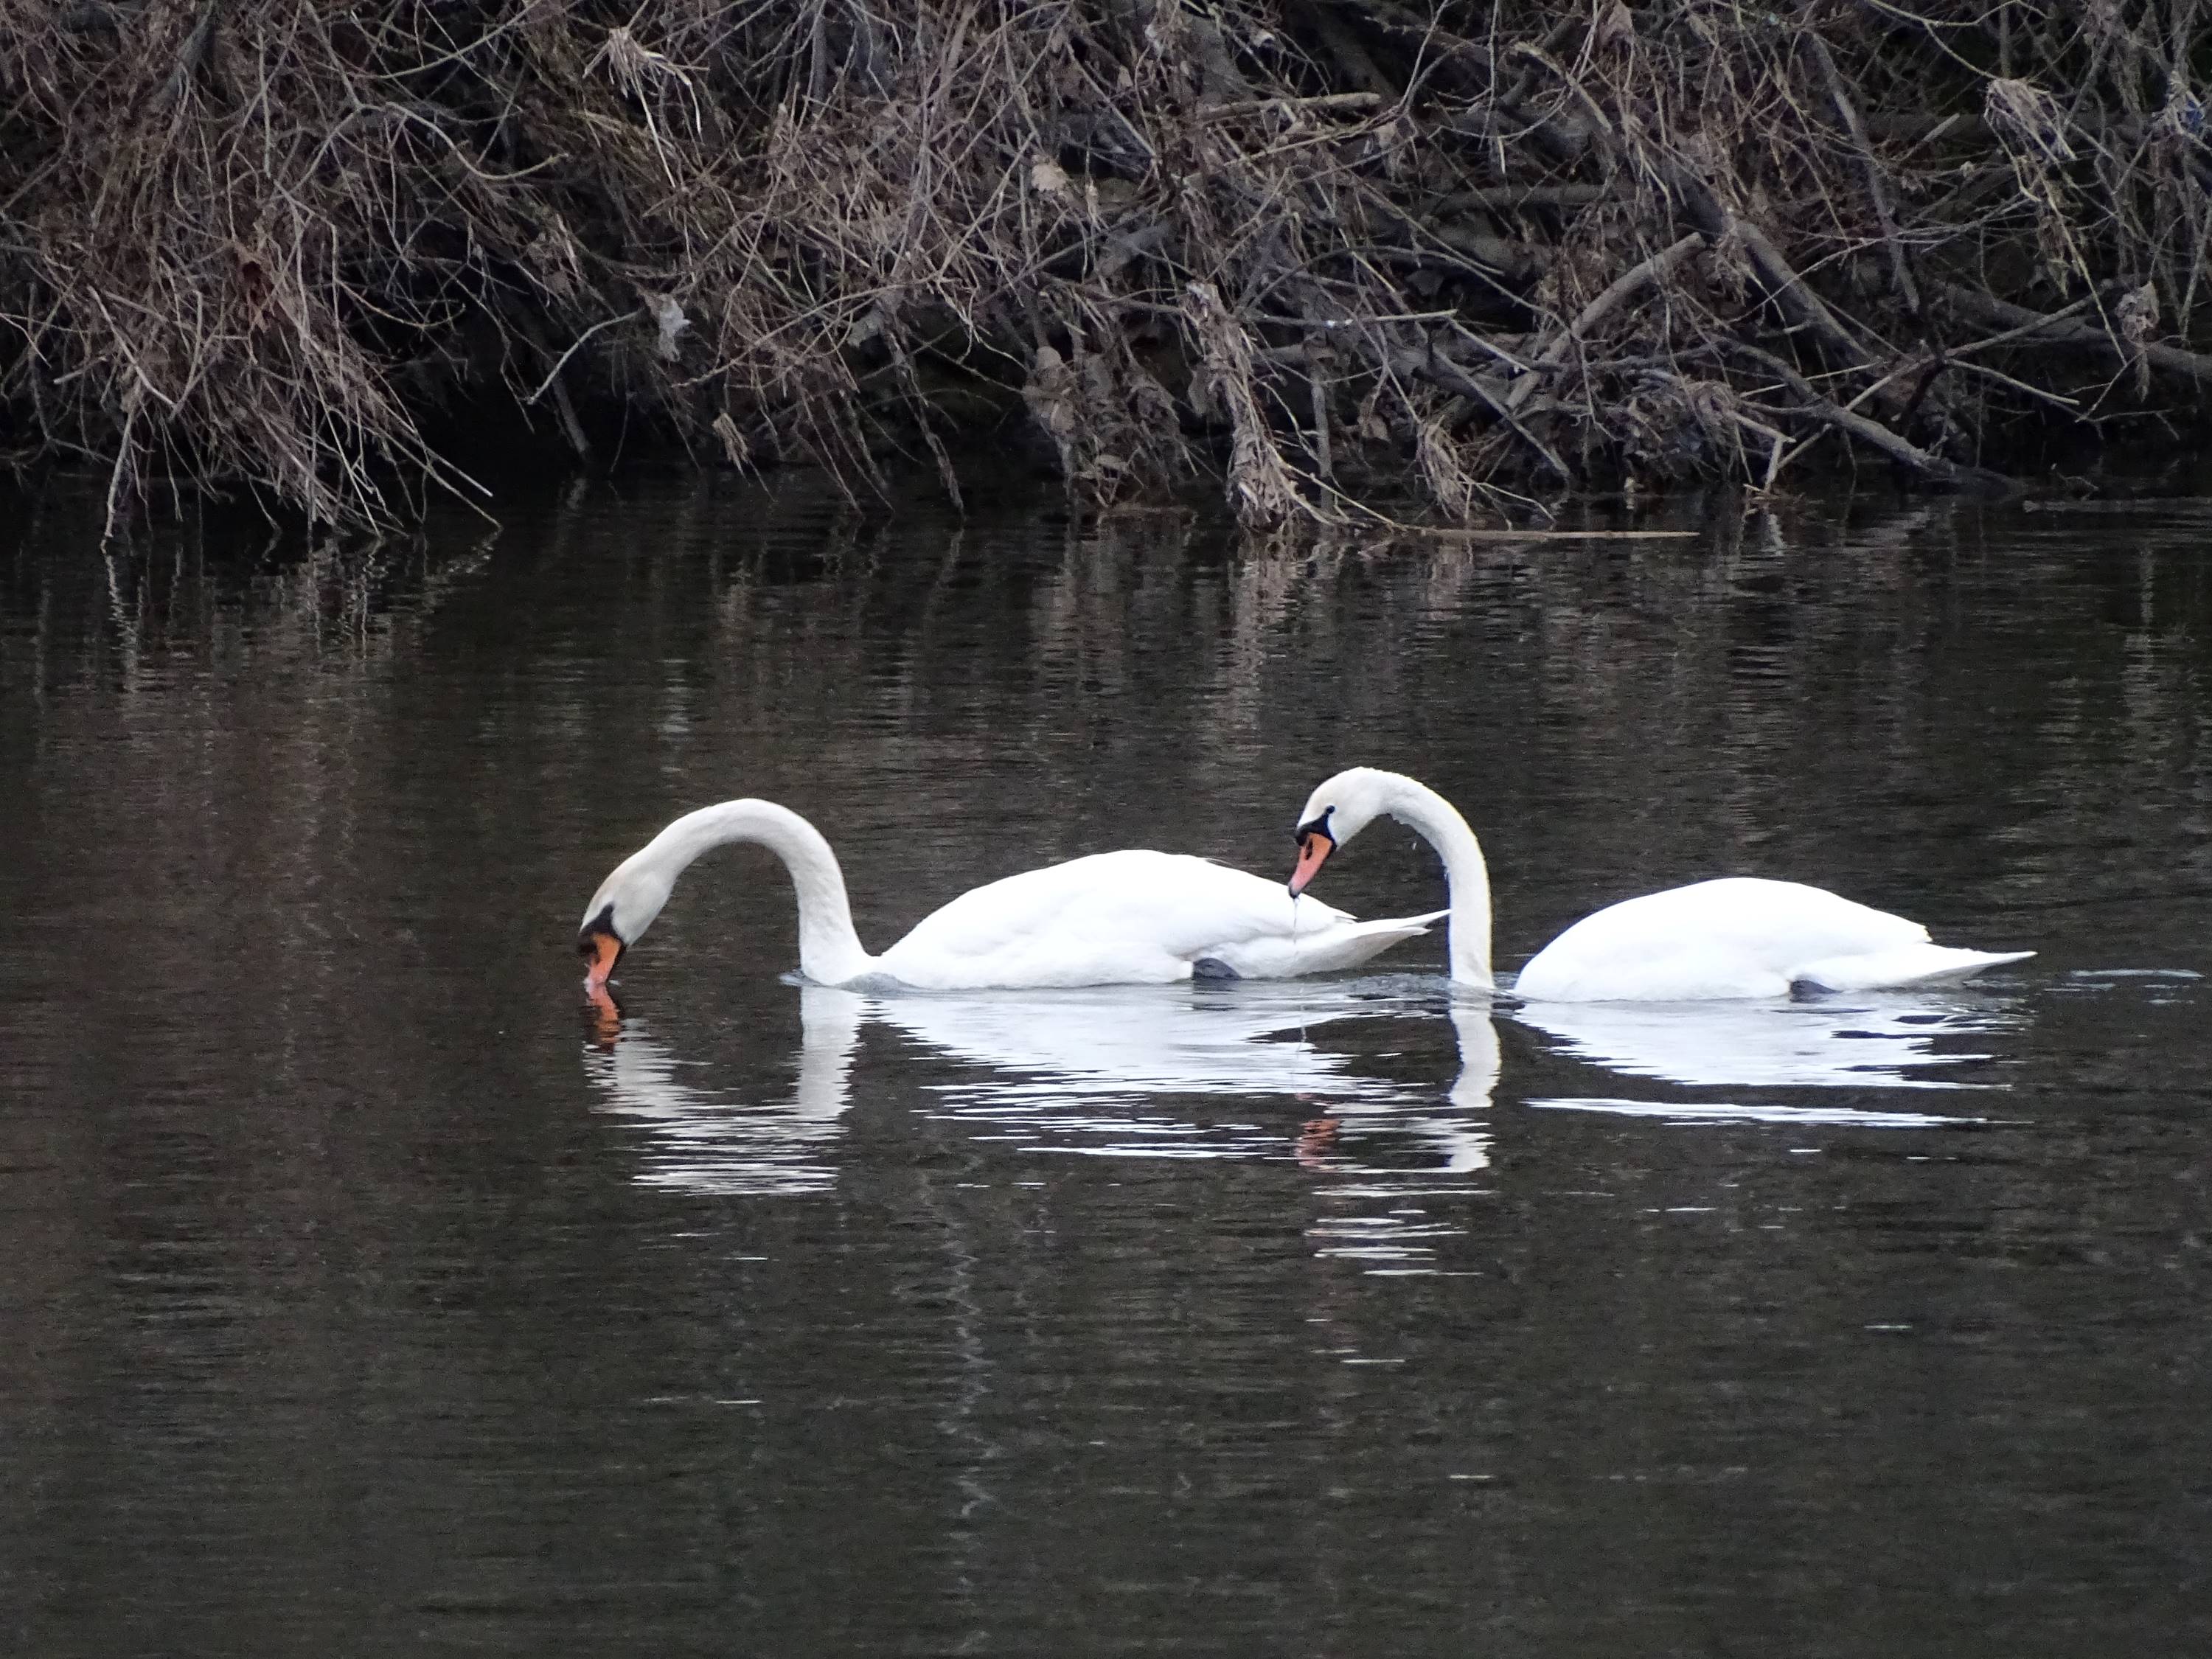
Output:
top-left (877, 849), bottom-right (1391, 989)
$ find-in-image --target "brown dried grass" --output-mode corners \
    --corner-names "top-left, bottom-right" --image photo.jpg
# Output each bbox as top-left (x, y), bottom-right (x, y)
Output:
top-left (4, 1), bottom-right (2212, 536)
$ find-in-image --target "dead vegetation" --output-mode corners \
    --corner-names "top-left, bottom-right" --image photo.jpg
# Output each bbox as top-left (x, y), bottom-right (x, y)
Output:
top-left (6, 1), bottom-right (2212, 535)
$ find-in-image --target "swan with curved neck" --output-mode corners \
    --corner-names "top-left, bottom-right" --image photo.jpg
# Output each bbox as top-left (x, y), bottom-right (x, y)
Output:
top-left (577, 797), bottom-right (1445, 993)
top-left (1287, 768), bottom-right (2033, 1001)
top-left (1289, 770), bottom-right (1496, 990)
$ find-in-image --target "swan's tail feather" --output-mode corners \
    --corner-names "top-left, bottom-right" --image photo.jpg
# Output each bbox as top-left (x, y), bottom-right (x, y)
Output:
top-left (1792, 946), bottom-right (2035, 995)
top-left (1375, 908), bottom-right (1450, 933)
top-left (1200, 909), bottom-right (1447, 980)
top-left (1287, 908), bottom-right (1449, 974)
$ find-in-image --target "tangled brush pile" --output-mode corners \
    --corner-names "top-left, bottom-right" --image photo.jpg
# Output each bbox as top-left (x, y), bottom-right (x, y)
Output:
top-left (6, 0), bottom-right (2212, 534)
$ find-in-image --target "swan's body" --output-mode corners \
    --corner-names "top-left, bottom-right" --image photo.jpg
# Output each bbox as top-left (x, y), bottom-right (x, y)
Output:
top-left (864, 847), bottom-right (1440, 987)
top-left (1287, 769), bottom-right (2032, 1001)
top-left (577, 799), bottom-right (1443, 992)
top-left (1514, 876), bottom-right (2023, 1001)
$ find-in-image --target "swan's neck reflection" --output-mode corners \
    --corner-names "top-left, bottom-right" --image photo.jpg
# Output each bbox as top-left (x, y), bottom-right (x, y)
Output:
top-left (581, 981), bottom-right (1498, 1193)
top-left (578, 985), bottom-right (864, 1196)
top-left (795, 984), bottom-right (866, 1116)
top-left (1295, 995), bottom-right (1498, 1176)
top-left (1449, 995), bottom-right (1502, 1110)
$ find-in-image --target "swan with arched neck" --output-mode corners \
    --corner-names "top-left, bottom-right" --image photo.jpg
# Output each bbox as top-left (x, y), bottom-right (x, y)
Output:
top-left (578, 798), bottom-right (1444, 992)
top-left (1287, 768), bottom-right (2032, 1001)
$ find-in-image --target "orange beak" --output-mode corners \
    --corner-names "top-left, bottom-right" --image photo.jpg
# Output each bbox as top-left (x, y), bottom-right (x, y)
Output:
top-left (581, 927), bottom-right (624, 992)
top-left (1287, 830), bottom-right (1335, 897)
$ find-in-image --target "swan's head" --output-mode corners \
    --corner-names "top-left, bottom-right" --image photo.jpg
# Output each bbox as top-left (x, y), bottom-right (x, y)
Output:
top-left (577, 856), bottom-right (675, 992)
top-left (1287, 767), bottom-right (1395, 895)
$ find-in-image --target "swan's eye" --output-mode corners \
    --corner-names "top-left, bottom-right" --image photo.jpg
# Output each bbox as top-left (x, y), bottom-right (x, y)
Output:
top-left (578, 903), bottom-right (619, 959)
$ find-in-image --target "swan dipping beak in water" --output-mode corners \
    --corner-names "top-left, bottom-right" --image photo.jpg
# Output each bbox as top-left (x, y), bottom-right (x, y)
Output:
top-left (580, 919), bottom-right (625, 994)
top-left (577, 796), bottom-right (1446, 994)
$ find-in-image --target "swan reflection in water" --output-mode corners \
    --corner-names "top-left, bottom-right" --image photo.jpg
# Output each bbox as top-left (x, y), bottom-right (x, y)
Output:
top-left (579, 979), bottom-right (1498, 1200)
top-left (1510, 986), bottom-right (2025, 1128)
top-left (580, 985), bottom-right (866, 1196)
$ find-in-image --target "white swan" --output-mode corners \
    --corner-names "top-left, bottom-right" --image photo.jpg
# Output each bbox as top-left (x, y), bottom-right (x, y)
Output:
top-left (1286, 768), bottom-right (2034, 1001)
top-left (577, 798), bottom-right (1444, 992)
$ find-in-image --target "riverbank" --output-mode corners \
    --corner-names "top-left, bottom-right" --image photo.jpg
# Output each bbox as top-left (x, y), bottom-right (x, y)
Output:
top-left (6, 1), bottom-right (2211, 535)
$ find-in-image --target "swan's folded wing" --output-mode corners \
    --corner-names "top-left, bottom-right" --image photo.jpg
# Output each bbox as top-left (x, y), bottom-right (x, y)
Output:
top-left (879, 849), bottom-right (1366, 987)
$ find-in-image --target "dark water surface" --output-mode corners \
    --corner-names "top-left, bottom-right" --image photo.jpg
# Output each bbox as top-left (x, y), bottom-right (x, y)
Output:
top-left (3, 479), bottom-right (2208, 1655)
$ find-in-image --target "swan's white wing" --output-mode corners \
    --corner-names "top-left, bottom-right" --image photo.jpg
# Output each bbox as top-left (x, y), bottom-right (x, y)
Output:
top-left (877, 850), bottom-right (1405, 989)
top-left (1514, 877), bottom-right (1975, 1001)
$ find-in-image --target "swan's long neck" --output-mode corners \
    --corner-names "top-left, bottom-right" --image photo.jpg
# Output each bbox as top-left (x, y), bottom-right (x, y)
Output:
top-left (1374, 773), bottom-right (1494, 990)
top-left (634, 801), bottom-right (876, 986)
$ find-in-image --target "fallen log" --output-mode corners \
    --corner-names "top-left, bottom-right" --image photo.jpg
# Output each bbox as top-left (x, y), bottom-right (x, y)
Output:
top-left (1727, 342), bottom-right (2014, 493)
top-left (1938, 285), bottom-right (2212, 393)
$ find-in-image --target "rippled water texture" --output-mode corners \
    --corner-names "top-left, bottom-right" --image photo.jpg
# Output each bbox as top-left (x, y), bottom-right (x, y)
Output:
top-left (4, 481), bottom-right (2209, 1655)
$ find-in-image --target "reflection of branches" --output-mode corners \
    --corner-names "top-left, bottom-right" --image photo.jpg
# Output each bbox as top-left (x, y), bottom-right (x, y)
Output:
top-left (86, 516), bottom-right (498, 670)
